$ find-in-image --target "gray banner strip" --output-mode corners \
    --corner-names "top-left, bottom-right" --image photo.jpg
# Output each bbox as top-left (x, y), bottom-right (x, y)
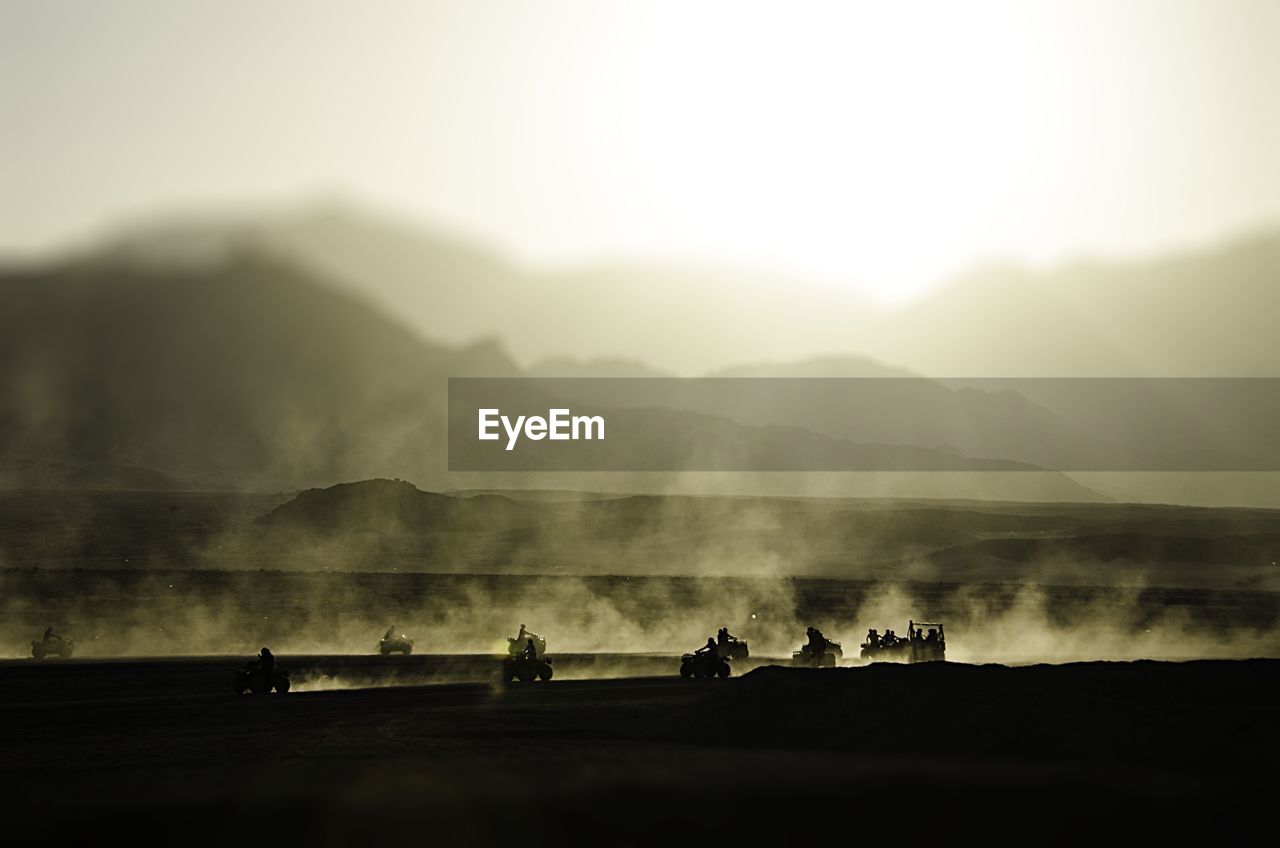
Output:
top-left (447, 378), bottom-right (1280, 471)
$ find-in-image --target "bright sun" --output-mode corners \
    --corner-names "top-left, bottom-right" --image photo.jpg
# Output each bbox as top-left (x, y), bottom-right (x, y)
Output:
top-left (474, 1), bottom-right (1087, 301)
top-left (7, 0), bottom-right (1276, 304)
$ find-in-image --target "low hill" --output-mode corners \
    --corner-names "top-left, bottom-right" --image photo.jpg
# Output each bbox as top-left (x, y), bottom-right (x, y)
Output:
top-left (256, 478), bottom-right (545, 534)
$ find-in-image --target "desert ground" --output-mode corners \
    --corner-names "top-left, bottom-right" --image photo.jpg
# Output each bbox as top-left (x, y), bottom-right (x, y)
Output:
top-left (5, 486), bottom-right (1279, 840)
top-left (2, 655), bottom-right (1276, 843)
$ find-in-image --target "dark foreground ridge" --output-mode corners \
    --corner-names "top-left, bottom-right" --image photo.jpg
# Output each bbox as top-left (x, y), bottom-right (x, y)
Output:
top-left (1, 658), bottom-right (1276, 842)
top-left (663, 660), bottom-right (1278, 772)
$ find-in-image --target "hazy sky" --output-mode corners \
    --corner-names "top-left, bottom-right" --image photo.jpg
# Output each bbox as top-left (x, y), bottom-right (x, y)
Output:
top-left (3, 0), bottom-right (1279, 301)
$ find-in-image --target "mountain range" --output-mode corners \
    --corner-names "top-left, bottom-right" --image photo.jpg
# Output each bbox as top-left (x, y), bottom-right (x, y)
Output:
top-left (3, 201), bottom-right (1279, 503)
top-left (78, 203), bottom-right (1280, 378)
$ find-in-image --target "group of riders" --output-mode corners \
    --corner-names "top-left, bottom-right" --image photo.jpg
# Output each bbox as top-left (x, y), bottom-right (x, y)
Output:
top-left (691, 625), bottom-right (841, 660)
top-left (39, 618), bottom-right (939, 672)
top-left (395, 620), bottom-right (942, 662)
top-left (802, 626), bottom-right (831, 656)
top-left (219, 617), bottom-right (944, 692)
top-left (863, 624), bottom-right (942, 649)
top-left (513, 623), bottom-right (540, 659)
top-left (693, 626), bottom-right (745, 659)
top-left (237, 622), bottom-right (938, 670)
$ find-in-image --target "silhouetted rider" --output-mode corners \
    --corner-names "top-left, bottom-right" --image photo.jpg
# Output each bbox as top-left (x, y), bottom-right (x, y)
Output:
top-left (43, 625), bottom-right (55, 641)
top-left (258, 647), bottom-right (275, 677)
top-left (521, 638), bottom-right (538, 660)
top-left (866, 628), bottom-right (880, 649)
top-left (695, 637), bottom-right (717, 656)
top-left (384, 626), bottom-right (396, 640)
top-left (806, 627), bottom-right (828, 656)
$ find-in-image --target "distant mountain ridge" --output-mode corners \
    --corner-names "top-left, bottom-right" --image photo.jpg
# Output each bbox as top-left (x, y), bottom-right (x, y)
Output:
top-left (12, 209), bottom-right (1280, 502)
top-left (258, 478), bottom-right (545, 534)
top-left (73, 203), bottom-right (874, 374)
top-left (861, 232), bottom-right (1280, 376)
top-left (0, 248), bottom-right (1103, 502)
top-left (76, 202), bottom-right (1280, 377)
top-left (0, 251), bottom-right (517, 490)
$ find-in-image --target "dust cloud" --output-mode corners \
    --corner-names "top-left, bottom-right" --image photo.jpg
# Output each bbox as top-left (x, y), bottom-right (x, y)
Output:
top-left (835, 581), bottom-right (1279, 664)
top-left (4, 568), bottom-right (1276, 665)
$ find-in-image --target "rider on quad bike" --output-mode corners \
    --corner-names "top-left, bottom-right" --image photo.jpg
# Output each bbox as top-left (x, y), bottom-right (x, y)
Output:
top-left (793, 626), bottom-right (842, 667)
top-left (507, 624), bottom-right (547, 658)
top-left (501, 631), bottom-right (553, 684)
top-left (233, 647), bottom-right (290, 694)
top-left (31, 626), bottom-right (74, 659)
top-left (680, 636), bottom-right (732, 679)
top-left (715, 626), bottom-right (750, 660)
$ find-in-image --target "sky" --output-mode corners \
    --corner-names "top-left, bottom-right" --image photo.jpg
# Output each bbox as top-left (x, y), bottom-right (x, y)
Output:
top-left (3, 0), bottom-right (1279, 302)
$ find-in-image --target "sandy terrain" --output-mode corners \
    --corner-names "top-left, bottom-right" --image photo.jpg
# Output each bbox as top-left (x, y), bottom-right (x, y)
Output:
top-left (2, 656), bottom-right (1274, 842)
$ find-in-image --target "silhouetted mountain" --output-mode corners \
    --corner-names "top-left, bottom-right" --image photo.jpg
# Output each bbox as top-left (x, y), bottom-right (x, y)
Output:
top-left (90, 202), bottom-right (875, 374)
top-left (0, 252), bottom-right (517, 489)
top-left (1, 250), bottom-right (1102, 500)
top-left (865, 233), bottom-right (1280, 376)
top-left (257, 478), bottom-right (544, 534)
top-left (89, 203), bottom-right (1280, 377)
top-left (18, 204), bottom-right (1280, 502)
top-left (245, 481), bottom-right (1113, 575)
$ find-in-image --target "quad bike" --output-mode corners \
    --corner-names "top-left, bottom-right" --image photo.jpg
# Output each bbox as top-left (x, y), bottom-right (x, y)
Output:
top-left (31, 633), bottom-right (74, 659)
top-left (233, 662), bottom-right (291, 694)
top-left (507, 632), bottom-right (547, 658)
top-left (792, 640), bottom-right (842, 668)
top-left (679, 651), bottom-right (731, 679)
top-left (502, 653), bottom-right (553, 684)
top-left (379, 632), bottom-right (414, 655)
top-left (716, 638), bottom-right (750, 661)
top-left (860, 620), bottom-right (946, 664)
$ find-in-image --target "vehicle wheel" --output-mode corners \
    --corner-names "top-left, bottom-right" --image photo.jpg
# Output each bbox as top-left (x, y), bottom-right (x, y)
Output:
top-left (63, 647), bottom-right (73, 657)
top-left (679, 663), bottom-right (692, 679)
top-left (275, 676), bottom-right (291, 694)
top-left (234, 682), bottom-right (247, 694)
top-left (821, 654), bottom-right (836, 668)
top-left (31, 646), bottom-right (46, 660)
top-left (516, 668), bottom-right (533, 683)
top-left (537, 665), bottom-right (553, 681)
top-left (716, 662), bottom-right (731, 679)
top-left (402, 645), bottom-right (412, 655)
